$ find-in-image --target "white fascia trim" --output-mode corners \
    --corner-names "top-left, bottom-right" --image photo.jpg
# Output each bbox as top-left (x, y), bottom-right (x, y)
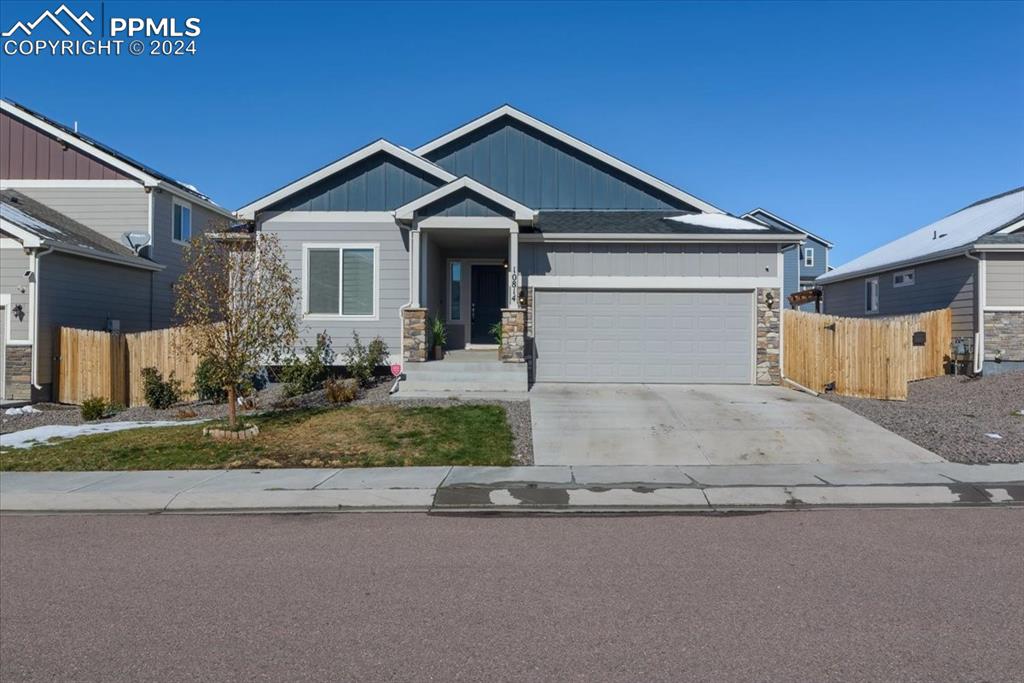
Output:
top-left (157, 182), bottom-right (234, 219)
top-left (0, 179), bottom-right (141, 189)
top-left (1, 100), bottom-right (158, 186)
top-left (985, 306), bottom-right (1024, 312)
top-left (742, 207), bottom-right (834, 247)
top-left (394, 176), bottom-right (536, 222)
top-left (416, 216), bottom-right (518, 231)
top-left (519, 232), bottom-right (805, 244)
top-left (526, 275), bottom-right (776, 290)
top-left (0, 218), bottom-right (42, 247)
top-left (262, 211), bottom-right (400, 225)
top-left (972, 244), bottom-right (1024, 252)
top-left (415, 105), bottom-right (724, 214)
top-left (237, 140), bottom-right (456, 220)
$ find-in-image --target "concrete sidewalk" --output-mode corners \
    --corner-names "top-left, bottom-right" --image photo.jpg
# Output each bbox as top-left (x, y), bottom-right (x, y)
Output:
top-left (1, 462), bottom-right (1022, 513)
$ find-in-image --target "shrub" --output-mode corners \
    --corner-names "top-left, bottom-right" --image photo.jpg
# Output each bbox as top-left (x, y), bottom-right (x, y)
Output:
top-left (80, 396), bottom-right (107, 421)
top-left (281, 331), bottom-right (335, 397)
top-left (194, 357), bottom-right (228, 403)
top-left (344, 333), bottom-right (390, 387)
top-left (141, 367), bottom-right (182, 409)
top-left (489, 321), bottom-right (503, 345)
top-left (429, 315), bottom-right (447, 349)
top-left (325, 377), bottom-right (359, 404)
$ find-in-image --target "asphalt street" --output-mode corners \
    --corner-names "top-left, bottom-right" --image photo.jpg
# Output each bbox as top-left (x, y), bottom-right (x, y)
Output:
top-left (1, 509), bottom-right (1021, 682)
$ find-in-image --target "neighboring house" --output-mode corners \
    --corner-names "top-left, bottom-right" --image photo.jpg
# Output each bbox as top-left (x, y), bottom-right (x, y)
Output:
top-left (0, 99), bottom-right (234, 401)
top-left (238, 105), bottom-right (803, 386)
top-left (817, 187), bottom-right (1024, 375)
top-left (742, 208), bottom-right (833, 311)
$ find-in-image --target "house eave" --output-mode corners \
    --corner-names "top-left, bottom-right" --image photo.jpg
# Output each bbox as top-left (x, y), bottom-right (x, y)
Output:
top-left (519, 232), bottom-right (804, 243)
top-left (816, 246), bottom-right (972, 286)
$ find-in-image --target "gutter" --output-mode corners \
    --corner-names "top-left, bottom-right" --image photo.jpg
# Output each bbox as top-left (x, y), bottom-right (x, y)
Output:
top-left (519, 232), bottom-right (805, 244)
top-left (41, 241), bottom-right (165, 271)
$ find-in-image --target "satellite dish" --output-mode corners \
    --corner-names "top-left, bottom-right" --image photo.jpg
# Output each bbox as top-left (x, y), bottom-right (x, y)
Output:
top-left (123, 232), bottom-right (151, 254)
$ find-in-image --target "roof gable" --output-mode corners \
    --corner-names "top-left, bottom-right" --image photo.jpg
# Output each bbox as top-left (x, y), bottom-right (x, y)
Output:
top-left (742, 208), bottom-right (834, 247)
top-left (415, 106), bottom-right (722, 213)
top-left (395, 177), bottom-right (535, 222)
top-left (238, 140), bottom-right (455, 218)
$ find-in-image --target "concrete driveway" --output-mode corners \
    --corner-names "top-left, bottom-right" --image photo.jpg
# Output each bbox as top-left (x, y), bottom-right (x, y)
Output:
top-left (529, 384), bottom-right (942, 466)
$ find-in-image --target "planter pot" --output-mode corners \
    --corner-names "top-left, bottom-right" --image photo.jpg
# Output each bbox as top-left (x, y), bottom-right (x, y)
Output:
top-left (203, 424), bottom-right (260, 441)
top-left (433, 346), bottom-right (444, 360)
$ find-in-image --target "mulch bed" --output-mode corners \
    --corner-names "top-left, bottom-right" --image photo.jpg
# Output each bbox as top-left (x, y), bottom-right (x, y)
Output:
top-left (826, 373), bottom-right (1024, 464)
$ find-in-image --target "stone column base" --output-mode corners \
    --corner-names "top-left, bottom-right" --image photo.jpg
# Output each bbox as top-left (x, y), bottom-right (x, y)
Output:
top-left (499, 308), bottom-right (525, 363)
top-left (4, 345), bottom-right (32, 401)
top-left (402, 308), bottom-right (428, 363)
top-left (983, 310), bottom-right (1024, 363)
top-left (756, 288), bottom-right (781, 385)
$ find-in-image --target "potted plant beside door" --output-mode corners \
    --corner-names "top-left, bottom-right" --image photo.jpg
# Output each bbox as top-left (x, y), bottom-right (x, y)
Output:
top-left (429, 316), bottom-right (447, 360)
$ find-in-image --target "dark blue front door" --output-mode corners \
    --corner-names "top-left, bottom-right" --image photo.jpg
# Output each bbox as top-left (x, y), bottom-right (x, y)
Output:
top-left (471, 265), bottom-right (505, 344)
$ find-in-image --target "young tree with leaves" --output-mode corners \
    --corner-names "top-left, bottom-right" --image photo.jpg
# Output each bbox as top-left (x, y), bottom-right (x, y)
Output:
top-left (174, 230), bottom-right (299, 429)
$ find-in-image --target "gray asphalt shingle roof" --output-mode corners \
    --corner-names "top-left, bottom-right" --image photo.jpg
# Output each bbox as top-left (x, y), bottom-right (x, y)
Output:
top-left (530, 211), bottom-right (793, 234)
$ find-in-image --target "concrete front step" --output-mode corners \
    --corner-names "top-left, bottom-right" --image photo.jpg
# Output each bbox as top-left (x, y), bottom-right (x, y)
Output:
top-left (392, 389), bottom-right (529, 401)
top-left (404, 361), bottom-right (525, 375)
top-left (400, 360), bottom-right (529, 398)
top-left (398, 380), bottom-right (528, 393)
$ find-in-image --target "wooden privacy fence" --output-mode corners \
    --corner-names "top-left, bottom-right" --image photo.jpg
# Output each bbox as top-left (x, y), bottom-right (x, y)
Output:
top-left (783, 308), bottom-right (952, 401)
top-left (58, 326), bottom-right (201, 407)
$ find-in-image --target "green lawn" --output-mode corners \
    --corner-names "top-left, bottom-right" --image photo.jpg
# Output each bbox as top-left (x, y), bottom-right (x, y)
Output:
top-left (0, 405), bottom-right (514, 471)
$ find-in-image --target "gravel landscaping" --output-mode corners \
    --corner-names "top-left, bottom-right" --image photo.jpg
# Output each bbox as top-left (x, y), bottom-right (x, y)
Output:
top-left (1, 379), bottom-right (534, 466)
top-left (826, 373), bottom-right (1024, 464)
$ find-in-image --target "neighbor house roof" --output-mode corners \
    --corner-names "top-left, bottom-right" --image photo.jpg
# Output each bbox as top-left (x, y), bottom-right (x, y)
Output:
top-left (237, 139), bottom-right (457, 220)
top-left (528, 211), bottom-right (801, 240)
top-left (414, 104), bottom-right (725, 215)
top-left (0, 190), bottom-right (162, 270)
top-left (817, 187), bottom-right (1024, 285)
top-left (741, 208), bottom-right (834, 247)
top-left (1, 99), bottom-right (231, 218)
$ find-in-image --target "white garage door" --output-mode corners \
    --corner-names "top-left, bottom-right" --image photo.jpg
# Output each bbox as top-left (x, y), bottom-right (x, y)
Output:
top-left (534, 290), bottom-right (753, 384)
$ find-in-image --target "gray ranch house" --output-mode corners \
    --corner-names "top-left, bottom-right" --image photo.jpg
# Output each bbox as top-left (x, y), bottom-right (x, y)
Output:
top-left (0, 99), bottom-right (234, 402)
top-left (238, 105), bottom-right (805, 387)
top-left (817, 187), bottom-right (1024, 375)
top-left (742, 208), bottom-right (833, 311)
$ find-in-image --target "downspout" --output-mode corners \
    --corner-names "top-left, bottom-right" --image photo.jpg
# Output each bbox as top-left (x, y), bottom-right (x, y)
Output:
top-left (392, 223), bottom-right (413, 395)
top-left (964, 249), bottom-right (984, 374)
top-left (29, 246), bottom-right (53, 391)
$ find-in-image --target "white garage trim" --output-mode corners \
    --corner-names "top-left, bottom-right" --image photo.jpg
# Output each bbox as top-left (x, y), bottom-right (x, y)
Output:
top-left (527, 275), bottom-right (776, 290)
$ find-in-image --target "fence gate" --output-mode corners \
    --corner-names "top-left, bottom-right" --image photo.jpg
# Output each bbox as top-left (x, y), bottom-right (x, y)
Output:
top-left (782, 308), bottom-right (952, 401)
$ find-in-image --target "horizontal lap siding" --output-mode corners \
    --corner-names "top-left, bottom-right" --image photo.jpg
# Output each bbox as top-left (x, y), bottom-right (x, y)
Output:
top-left (985, 253), bottom-right (1024, 307)
top-left (36, 252), bottom-right (152, 387)
top-left (520, 242), bottom-right (777, 280)
top-left (262, 217), bottom-right (408, 361)
top-left (9, 186), bottom-right (148, 245)
top-left (822, 256), bottom-right (976, 337)
top-left (0, 248), bottom-right (31, 339)
top-left (151, 192), bottom-right (230, 328)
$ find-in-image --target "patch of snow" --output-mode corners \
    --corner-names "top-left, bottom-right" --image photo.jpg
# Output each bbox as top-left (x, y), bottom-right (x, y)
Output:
top-left (665, 213), bottom-right (769, 231)
top-left (819, 188), bottom-right (1024, 284)
top-left (4, 406), bottom-right (41, 416)
top-left (1, 420), bottom-right (207, 449)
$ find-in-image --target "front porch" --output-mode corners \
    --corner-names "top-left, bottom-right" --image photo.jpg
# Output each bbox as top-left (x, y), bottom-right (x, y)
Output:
top-left (395, 348), bottom-right (529, 400)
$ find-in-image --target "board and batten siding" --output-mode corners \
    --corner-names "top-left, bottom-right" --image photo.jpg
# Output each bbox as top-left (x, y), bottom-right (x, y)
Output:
top-left (985, 253), bottom-right (1024, 307)
top-left (150, 190), bottom-right (230, 328)
top-left (520, 242), bottom-right (778, 281)
top-left (1, 110), bottom-right (130, 181)
top-left (822, 256), bottom-right (976, 337)
top-left (0, 246), bottom-right (31, 339)
top-left (424, 116), bottom-right (694, 211)
top-left (7, 185), bottom-right (149, 246)
top-left (35, 252), bottom-right (153, 389)
top-left (259, 215), bottom-right (410, 360)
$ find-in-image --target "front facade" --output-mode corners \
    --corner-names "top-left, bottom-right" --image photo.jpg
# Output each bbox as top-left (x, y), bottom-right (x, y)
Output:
top-left (0, 99), bottom-right (234, 401)
top-left (743, 208), bottom-right (832, 311)
top-left (818, 188), bottom-right (1024, 374)
top-left (240, 106), bottom-right (804, 386)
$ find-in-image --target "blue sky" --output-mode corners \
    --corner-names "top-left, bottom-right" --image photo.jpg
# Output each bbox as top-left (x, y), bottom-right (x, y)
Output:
top-left (1, 0), bottom-right (1022, 264)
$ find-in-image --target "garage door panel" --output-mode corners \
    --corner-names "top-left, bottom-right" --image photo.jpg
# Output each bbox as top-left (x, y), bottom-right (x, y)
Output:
top-left (535, 289), bottom-right (753, 384)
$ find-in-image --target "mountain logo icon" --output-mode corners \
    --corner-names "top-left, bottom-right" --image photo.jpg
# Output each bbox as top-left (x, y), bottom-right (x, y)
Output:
top-left (2, 4), bottom-right (95, 37)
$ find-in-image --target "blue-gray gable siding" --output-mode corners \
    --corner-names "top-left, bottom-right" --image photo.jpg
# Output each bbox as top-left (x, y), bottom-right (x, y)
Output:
top-left (799, 236), bottom-right (829, 280)
top-left (264, 152), bottom-right (445, 213)
top-left (419, 188), bottom-right (513, 218)
top-left (782, 245), bottom-right (800, 308)
top-left (424, 116), bottom-right (696, 211)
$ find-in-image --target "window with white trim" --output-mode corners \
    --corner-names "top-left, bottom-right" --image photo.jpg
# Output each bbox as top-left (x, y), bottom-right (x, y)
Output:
top-left (803, 247), bottom-right (814, 268)
top-left (893, 269), bottom-right (915, 288)
top-left (865, 277), bottom-right (879, 313)
top-left (172, 200), bottom-right (192, 243)
top-left (303, 244), bottom-right (378, 319)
